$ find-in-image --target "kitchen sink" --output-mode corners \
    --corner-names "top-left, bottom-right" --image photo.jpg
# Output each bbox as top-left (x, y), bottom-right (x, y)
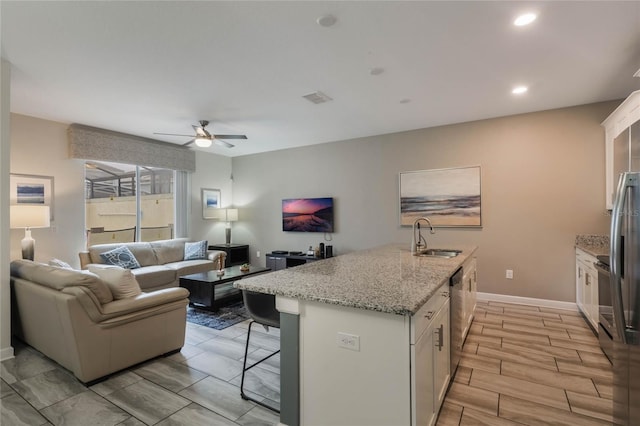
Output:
top-left (416, 249), bottom-right (462, 258)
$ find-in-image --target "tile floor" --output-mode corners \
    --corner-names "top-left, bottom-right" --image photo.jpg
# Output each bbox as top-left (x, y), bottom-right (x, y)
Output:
top-left (1, 319), bottom-right (281, 426)
top-left (436, 300), bottom-right (615, 426)
top-left (1, 300), bottom-right (615, 425)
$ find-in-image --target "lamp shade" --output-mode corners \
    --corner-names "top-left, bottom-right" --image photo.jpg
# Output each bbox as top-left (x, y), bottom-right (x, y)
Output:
top-left (10, 205), bottom-right (51, 229)
top-left (224, 208), bottom-right (238, 222)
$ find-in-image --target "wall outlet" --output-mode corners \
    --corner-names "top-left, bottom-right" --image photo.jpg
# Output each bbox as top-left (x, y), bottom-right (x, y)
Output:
top-left (337, 332), bottom-right (360, 351)
top-left (506, 269), bottom-right (514, 279)
top-left (256, 251), bottom-right (260, 258)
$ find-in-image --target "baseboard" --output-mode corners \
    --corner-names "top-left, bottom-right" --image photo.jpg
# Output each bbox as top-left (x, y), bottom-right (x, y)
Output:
top-left (477, 292), bottom-right (578, 312)
top-left (0, 345), bottom-right (14, 362)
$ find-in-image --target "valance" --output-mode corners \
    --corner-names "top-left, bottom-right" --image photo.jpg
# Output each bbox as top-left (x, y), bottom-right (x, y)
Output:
top-left (68, 123), bottom-right (195, 172)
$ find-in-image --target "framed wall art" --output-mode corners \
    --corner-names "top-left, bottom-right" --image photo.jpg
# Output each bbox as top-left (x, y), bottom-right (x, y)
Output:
top-left (201, 188), bottom-right (221, 219)
top-left (399, 165), bottom-right (481, 227)
top-left (10, 173), bottom-right (55, 221)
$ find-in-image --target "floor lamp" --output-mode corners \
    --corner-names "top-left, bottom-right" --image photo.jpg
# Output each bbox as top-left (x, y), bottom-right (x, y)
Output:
top-left (10, 205), bottom-right (50, 260)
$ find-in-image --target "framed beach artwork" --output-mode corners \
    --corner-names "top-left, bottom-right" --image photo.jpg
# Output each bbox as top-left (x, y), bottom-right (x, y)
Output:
top-left (10, 173), bottom-right (54, 221)
top-left (399, 166), bottom-right (481, 227)
top-left (202, 188), bottom-right (221, 219)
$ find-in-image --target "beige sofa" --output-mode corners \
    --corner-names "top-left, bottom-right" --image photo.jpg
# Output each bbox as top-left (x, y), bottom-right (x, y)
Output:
top-left (79, 238), bottom-right (226, 292)
top-left (10, 259), bottom-right (190, 384)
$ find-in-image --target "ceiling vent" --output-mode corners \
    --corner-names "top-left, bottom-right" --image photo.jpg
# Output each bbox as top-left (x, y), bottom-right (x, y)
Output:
top-left (302, 91), bottom-right (333, 104)
top-left (634, 68), bottom-right (640, 78)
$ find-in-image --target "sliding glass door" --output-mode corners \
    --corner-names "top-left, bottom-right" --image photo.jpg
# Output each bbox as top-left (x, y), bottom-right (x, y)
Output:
top-left (85, 161), bottom-right (175, 246)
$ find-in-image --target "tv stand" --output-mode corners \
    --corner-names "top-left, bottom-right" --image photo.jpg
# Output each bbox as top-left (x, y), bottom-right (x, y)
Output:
top-left (266, 252), bottom-right (320, 271)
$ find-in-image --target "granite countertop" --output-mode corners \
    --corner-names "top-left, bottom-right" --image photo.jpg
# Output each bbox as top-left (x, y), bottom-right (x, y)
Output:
top-left (575, 234), bottom-right (609, 257)
top-left (234, 243), bottom-right (478, 316)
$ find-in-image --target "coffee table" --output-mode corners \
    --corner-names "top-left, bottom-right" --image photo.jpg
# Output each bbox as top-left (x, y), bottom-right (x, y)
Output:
top-left (179, 264), bottom-right (270, 310)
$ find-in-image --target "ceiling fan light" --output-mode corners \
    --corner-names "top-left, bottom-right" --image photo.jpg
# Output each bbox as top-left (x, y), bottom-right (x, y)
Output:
top-left (194, 137), bottom-right (212, 147)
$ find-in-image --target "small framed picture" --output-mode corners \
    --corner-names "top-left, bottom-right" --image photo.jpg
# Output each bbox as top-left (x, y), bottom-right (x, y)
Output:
top-left (202, 188), bottom-right (221, 219)
top-left (10, 173), bottom-right (54, 221)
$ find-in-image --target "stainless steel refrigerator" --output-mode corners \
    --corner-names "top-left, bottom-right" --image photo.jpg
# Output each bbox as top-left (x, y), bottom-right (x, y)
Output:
top-left (610, 171), bottom-right (640, 425)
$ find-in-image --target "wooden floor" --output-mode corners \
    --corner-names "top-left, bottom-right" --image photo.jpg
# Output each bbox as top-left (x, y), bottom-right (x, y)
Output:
top-left (436, 300), bottom-right (615, 426)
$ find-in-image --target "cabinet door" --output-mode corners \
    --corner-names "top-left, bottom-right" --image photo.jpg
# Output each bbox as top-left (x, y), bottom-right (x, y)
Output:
top-left (471, 266), bottom-right (477, 313)
top-left (583, 266), bottom-right (593, 320)
top-left (461, 258), bottom-right (477, 338)
top-left (603, 92), bottom-right (640, 208)
top-left (576, 254), bottom-right (599, 331)
top-left (413, 322), bottom-right (436, 426)
top-left (576, 260), bottom-right (586, 312)
top-left (585, 264), bottom-right (599, 330)
top-left (615, 127), bottom-right (630, 179)
top-left (266, 256), bottom-right (286, 271)
top-left (465, 264), bottom-right (476, 327)
top-left (433, 300), bottom-right (451, 410)
top-left (460, 270), bottom-right (471, 340)
top-left (630, 121), bottom-right (640, 171)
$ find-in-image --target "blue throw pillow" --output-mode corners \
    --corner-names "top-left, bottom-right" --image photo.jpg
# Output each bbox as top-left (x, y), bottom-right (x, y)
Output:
top-left (184, 240), bottom-right (208, 260)
top-left (99, 246), bottom-right (141, 269)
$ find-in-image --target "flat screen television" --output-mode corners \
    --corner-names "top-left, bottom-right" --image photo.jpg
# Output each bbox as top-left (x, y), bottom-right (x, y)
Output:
top-left (282, 197), bottom-right (334, 232)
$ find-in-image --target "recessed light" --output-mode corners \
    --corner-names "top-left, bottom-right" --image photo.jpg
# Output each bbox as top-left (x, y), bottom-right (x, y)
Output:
top-left (399, 99), bottom-right (411, 104)
top-left (317, 14), bottom-right (337, 27)
top-left (512, 86), bottom-right (528, 95)
top-left (514, 13), bottom-right (537, 27)
top-left (370, 67), bottom-right (384, 76)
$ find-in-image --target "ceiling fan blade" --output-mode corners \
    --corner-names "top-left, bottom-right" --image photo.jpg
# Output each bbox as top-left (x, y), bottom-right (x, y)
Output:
top-left (215, 139), bottom-right (235, 148)
top-left (213, 134), bottom-right (247, 140)
top-left (192, 125), bottom-right (209, 137)
top-left (154, 132), bottom-right (193, 137)
top-left (182, 139), bottom-right (195, 146)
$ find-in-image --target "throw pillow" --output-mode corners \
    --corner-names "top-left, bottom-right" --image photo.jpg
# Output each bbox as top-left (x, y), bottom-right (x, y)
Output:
top-left (88, 264), bottom-right (142, 299)
top-left (48, 258), bottom-right (73, 269)
top-left (99, 246), bottom-right (141, 269)
top-left (184, 240), bottom-right (208, 260)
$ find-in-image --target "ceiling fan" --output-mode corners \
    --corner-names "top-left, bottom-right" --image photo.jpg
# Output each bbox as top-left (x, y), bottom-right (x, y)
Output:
top-left (154, 120), bottom-right (247, 148)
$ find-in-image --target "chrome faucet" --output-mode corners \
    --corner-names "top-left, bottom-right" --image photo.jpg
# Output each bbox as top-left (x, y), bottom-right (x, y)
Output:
top-left (411, 217), bottom-right (436, 255)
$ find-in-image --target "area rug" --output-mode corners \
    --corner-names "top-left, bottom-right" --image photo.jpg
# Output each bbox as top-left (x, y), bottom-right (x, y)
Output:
top-left (186, 302), bottom-right (250, 330)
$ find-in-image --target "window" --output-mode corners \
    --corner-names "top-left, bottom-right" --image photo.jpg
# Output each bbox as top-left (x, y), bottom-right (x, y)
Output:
top-left (85, 161), bottom-right (175, 245)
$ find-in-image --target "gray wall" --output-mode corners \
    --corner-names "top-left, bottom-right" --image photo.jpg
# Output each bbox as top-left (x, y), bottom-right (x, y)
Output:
top-left (232, 101), bottom-right (617, 302)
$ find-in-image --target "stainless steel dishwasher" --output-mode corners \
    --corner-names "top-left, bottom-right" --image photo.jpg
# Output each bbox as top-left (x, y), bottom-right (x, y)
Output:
top-left (449, 267), bottom-right (464, 375)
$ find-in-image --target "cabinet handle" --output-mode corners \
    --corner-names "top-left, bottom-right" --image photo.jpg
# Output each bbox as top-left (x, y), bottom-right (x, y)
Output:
top-left (586, 275), bottom-right (590, 286)
top-left (435, 324), bottom-right (444, 351)
top-left (424, 311), bottom-right (435, 320)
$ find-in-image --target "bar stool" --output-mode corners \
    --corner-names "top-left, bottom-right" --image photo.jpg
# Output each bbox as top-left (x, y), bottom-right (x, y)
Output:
top-left (240, 290), bottom-right (280, 413)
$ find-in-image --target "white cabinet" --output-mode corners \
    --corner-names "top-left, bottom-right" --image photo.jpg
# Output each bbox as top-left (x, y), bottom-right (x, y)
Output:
top-left (603, 90), bottom-right (640, 209)
top-left (461, 257), bottom-right (477, 341)
top-left (411, 291), bottom-right (450, 426)
top-left (298, 288), bottom-right (451, 426)
top-left (432, 301), bottom-right (451, 411)
top-left (575, 248), bottom-right (599, 331)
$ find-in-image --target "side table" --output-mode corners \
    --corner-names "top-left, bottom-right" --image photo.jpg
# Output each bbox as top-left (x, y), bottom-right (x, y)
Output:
top-left (209, 243), bottom-right (249, 267)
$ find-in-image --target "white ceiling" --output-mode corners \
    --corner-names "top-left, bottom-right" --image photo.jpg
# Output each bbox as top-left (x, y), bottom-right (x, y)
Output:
top-left (2, 1), bottom-right (640, 157)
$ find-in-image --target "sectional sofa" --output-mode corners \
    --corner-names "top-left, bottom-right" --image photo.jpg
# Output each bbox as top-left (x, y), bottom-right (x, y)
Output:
top-left (79, 238), bottom-right (227, 291)
top-left (10, 259), bottom-right (190, 383)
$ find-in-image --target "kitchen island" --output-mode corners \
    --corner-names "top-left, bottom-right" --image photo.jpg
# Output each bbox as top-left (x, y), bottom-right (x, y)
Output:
top-left (235, 243), bottom-right (478, 426)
